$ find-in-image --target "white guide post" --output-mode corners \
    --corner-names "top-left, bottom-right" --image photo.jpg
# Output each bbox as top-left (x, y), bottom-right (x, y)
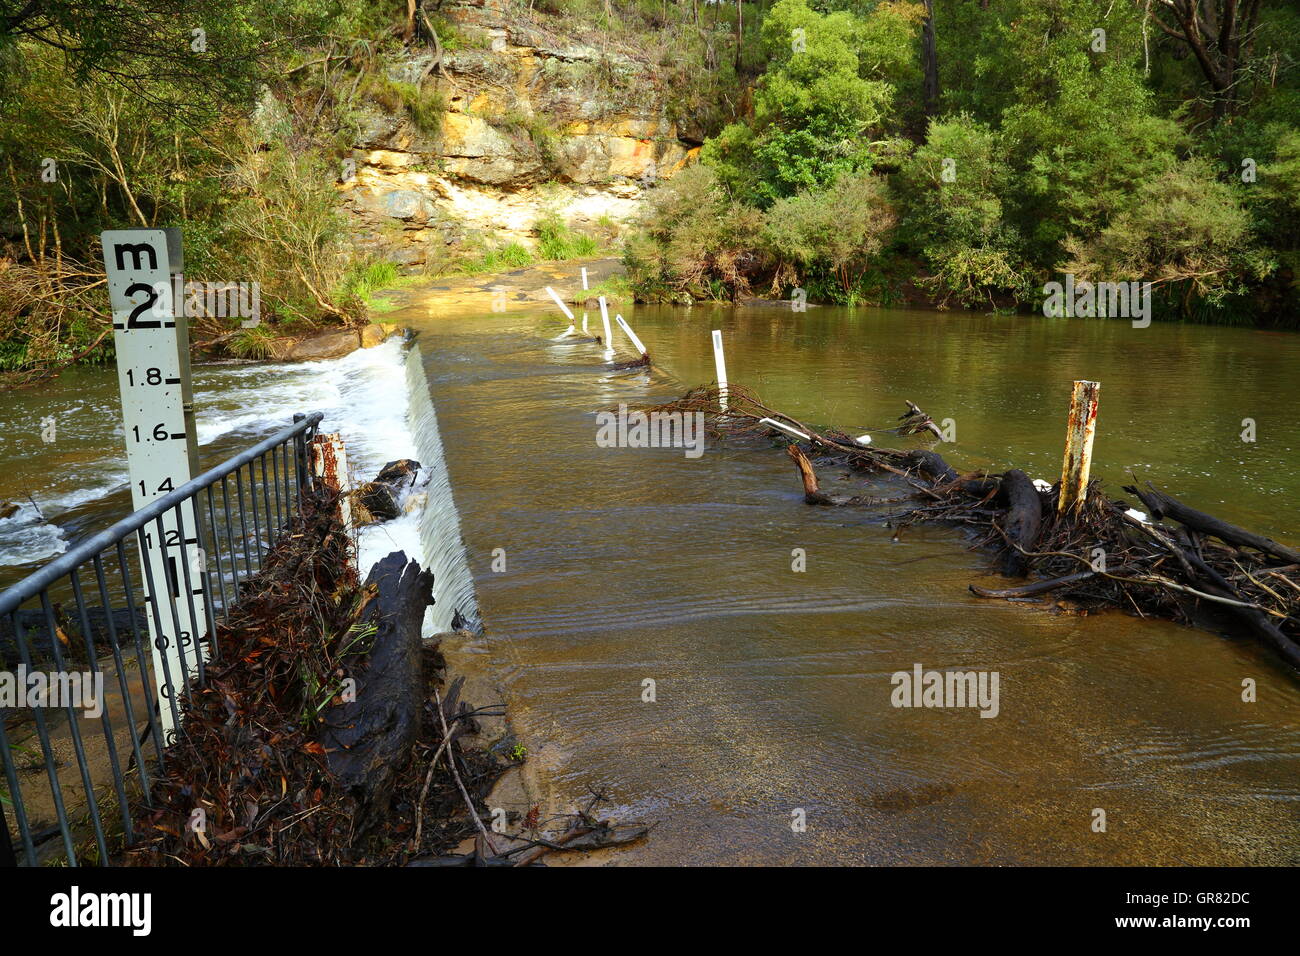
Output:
top-left (758, 417), bottom-right (809, 441)
top-left (101, 229), bottom-right (207, 739)
top-left (712, 329), bottom-right (729, 410)
top-left (614, 315), bottom-right (647, 357)
top-left (599, 296), bottom-right (614, 359)
top-left (580, 267), bottom-right (589, 333)
top-left (544, 286), bottom-right (575, 338)
top-left (545, 286), bottom-right (575, 322)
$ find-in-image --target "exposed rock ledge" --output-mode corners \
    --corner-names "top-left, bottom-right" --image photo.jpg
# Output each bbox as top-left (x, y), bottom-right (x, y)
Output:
top-left (334, 4), bottom-right (698, 268)
top-left (196, 322), bottom-right (401, 363)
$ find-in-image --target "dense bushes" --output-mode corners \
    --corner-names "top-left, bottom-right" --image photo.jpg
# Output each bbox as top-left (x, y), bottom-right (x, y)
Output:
top-left (626, 0), bottom-right (1300, 325)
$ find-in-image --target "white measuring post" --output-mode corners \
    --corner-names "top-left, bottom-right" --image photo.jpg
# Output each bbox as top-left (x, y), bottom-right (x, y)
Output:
top-left (712, 329), bottom-right (729, 410)
top-left (101, 229), bottom-right (207, 740)
top-left (580, 267), bottom-right (589, 334)
top-left (614, 315), bottom-right (647, 357)
top-left (599, 296), bottom-right (614, 360)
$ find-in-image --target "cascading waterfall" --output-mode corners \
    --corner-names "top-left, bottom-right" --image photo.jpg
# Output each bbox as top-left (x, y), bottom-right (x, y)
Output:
top-left (401, 342), bottom-right (481, 635)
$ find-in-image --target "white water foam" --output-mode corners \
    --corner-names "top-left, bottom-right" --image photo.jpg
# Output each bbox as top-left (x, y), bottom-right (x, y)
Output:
top-left (3, 339), bottom-right (481, 639)
top-left (0, 502), bottom-right (68, 565)
top-left (316, 339), bottom-right (479, 635)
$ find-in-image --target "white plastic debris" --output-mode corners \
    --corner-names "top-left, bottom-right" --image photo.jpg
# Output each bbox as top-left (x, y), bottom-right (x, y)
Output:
top-left (1032, 478), bottom-right (1052, 492)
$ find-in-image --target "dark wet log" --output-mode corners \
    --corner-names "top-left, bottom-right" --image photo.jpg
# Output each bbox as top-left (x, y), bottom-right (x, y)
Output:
top-left (903, 450), bottom-right (999, 498)
top-left (1127, 483), bottom-right (1300, 565)
top-left (997, 469), bottom-right (1043, 577)
top-left (971, 570), bottom-right (1096, 598)
top-left (321, 551), bottom-right (434, 825)
top-left (354, 482), bottom-right (401, 522)
top-left (376, 459), bottom-right (421, 489)
top-left (906, 449), bottom-right (957, 483)
top-left (354, 459), bottom-right (422, 523)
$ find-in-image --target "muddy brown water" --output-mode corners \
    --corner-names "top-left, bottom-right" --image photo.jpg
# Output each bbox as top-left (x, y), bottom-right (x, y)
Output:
top-left (398, 297), bottom-right (1300, 865)
top-left (2, 296), bottom-right (1298, 864)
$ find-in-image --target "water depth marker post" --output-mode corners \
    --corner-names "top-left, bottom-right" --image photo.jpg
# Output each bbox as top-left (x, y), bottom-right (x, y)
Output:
top-left (100, 228), bottom-right (208, 739)
top-left (712, 329), bottom-right (729, 410)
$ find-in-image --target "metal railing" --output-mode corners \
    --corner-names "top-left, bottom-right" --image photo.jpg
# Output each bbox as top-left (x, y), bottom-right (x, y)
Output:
top-left (0, 412), bottom-right (323, 866)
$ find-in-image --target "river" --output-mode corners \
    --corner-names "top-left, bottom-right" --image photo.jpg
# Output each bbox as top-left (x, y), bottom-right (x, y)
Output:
top-left (2, 300), bottom-right (1298, 864)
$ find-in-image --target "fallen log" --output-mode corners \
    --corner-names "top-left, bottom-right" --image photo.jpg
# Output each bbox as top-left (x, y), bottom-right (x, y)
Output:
top-left (321, 551), bottom-right (433, 827)
top-left (1126, 483), bottom-right (1300, 565)
top-left (353, 459), bottom-right (422, 524)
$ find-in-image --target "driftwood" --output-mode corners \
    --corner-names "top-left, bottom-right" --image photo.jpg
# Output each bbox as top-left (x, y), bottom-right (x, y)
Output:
top-left (645, 383), bottom-right (1300, 672)
top-left (971, 571), bottom-right (1097, 598)
top-left (321, 551), bottom-right (433, 824)
top-left (353, 458), bottom-right (421, 524)
top-left (997, 469), bottom-right (1043, 577)
top-left (1127, 482), bottom-right (1300, 565)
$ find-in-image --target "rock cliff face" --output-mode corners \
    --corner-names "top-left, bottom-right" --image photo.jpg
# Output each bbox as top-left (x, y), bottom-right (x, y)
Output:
top-left (339, 3), bottom-right (699, 269)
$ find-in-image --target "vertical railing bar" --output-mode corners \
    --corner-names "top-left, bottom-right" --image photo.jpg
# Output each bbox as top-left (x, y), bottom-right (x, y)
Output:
top-left (259, 453), bottom-right (276, 546)
top-left (245, 462), bottom-right (263, 571)
top-left (268, 450), bottom-right (283, 533)
top-left (204, 486), bottom-right (230, 624)
top-left (7, 608), bottom-right (74, 865)
top-left (67, 569), bottom-right (133, 848)
top-left (151, 516), bottom-right (194, 711)
top-left (91, 554), bottom-right (151, 802)
top-left (170, 504), bottom-right (206, 687)
top-left (116, 540), bottom-right (165, 768)
top-left (220, 476), bottom-right (247, 595)
top-left (190, 491), bottom-right (219, 667)
top-left (280, 441), bottom-right (292, 525)
top-left (234, 469), bottom-right (255, 576)
top-left (0, 615), bottom-right (37, 865)
top-left (135, 528), bottom-right (184, 735)
top-left (38, 590), bottom-right (108, 865)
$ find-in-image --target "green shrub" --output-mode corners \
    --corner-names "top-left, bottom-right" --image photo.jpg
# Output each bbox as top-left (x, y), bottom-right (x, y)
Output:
top-left (536, 212), bottom-right (600, 260)
top-left (763, 169), bottom-right (898, 302)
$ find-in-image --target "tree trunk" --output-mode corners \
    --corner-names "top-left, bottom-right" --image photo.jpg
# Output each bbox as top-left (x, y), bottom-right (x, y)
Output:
top-left (735, 0), bottom-right (743, 71)
top-left (321, 552), bottom-right (434, 827)
top-left (922, 0), bottom-right (940, 116)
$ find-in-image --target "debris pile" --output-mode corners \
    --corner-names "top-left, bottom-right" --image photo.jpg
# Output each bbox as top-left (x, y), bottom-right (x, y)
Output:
top-left (125, 488), bottom-right (507, 865)
top-left (646, 384), bottom-right (1300, 671)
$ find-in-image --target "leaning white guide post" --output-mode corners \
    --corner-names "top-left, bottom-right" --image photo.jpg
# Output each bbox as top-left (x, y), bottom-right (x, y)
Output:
top-left (100, 229), bottom-right (208, 740)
